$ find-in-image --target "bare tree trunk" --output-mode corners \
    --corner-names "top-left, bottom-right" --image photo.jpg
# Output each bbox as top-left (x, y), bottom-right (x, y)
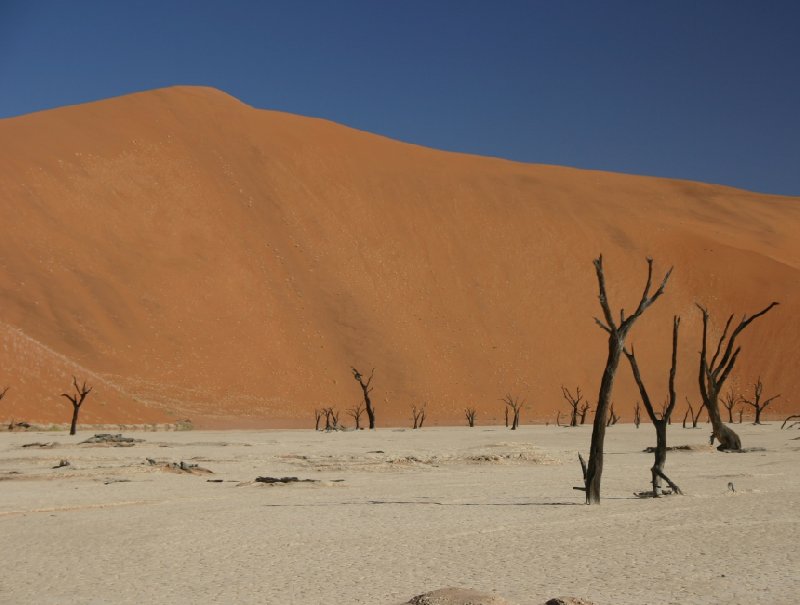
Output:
top-left (561, 386), bottom-right (583, 427)
top-left (503, 395), bottom-right (524, 430)
top-left (585, 256), bottom-right (671, 504)
top-left (696, 303), bottom-right (778, 450)
top-left (62, 377), bottom-right (92, 436)
top-left (464, 408), bottom-right (476, 427)
top-left (70, 406), bottom-right (80, 436)
top-left (782, 415), bottom-right (800, 429)
top-left (742, 377), bottom-right (780, 425)
top-left (722, 388), bottom-right (740, 424)
top-left (585, 342), bottom-right (621, 503)
top-left (351, 367), bottom-right (376, 429)
top-left (579, 402), bottom-right (590, 425)
top-left (347, 403), bottom-right (365, 430)
top-left (411, 404), bottom-right (426, 429)
top-left (625, 317), bottom-right (683, 497)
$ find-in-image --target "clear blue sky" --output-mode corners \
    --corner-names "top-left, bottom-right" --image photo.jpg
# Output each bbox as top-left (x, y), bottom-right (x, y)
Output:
top-left (1, 1), bottom-right (798, 195)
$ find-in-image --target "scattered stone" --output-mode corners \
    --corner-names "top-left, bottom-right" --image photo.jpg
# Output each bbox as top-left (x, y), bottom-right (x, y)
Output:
top-left (22, 442), bottom-right (55, 448)
top-left (721, 447), bottom-right (767, 453)
top-left (146, 459), bottom-right (212, 474)
top-left (643, 444), bottom-right (711, 453)
top-left (103, 478), bottom-right (132, 485)
top-left (255, 476), bottom-right (318, 484)
top-left (52, 460), bottom-right (71, 469)
top-left (634, 489), bottom-right (678, 498)
top-left (545, 598), bottom-right (597, 605)
top-left (81, 434), bottom-right (144, 446)
top-left (406, 587), bottom-right (515, 605)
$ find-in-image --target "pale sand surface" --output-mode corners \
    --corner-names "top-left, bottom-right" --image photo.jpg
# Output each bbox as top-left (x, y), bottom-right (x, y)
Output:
top-left (1, 423), bottom-right (798, 604)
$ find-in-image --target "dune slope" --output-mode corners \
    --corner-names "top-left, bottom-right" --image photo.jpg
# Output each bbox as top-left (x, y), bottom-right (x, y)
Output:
top-left (1, 86), bottom-right (798, 427)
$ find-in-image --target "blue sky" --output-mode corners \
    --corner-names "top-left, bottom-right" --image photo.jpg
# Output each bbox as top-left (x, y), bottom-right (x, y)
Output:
top-left (1, 1), bottom-right (798, 195)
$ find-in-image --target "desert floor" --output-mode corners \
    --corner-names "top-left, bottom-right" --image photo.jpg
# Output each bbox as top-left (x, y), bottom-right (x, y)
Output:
top-left (1, 422), bottom-right (798, 604)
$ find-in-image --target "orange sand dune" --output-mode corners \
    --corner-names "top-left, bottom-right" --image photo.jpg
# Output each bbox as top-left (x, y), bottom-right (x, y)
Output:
top-left (1, 86), bottom-right (798, 428)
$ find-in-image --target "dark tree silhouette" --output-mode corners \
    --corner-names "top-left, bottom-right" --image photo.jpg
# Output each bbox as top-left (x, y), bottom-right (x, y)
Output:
top-left (660, 401), bottom-right (672, 425)
top-left (696, 302), bottom-right (778, 450)
top-left (579, 401), bottom-right (591, 425)
top-left (584, 256), bottom-right (671, 504)
top-left (347, 402), bottom-right (365, 430)
top-left (464, 408), bottom-right (476, 427)
top-left (502, 395), bottom-right (524, 430)
top-left (605, 403), bottom-right (620, 427)
top-left (411, 404), bottom-right (426, 429)
top-left (351, 367), bottom-right (376, 429)
top-left (633, 400), bottom-right (641, 428)
top-left (721, 388), bottom-right (741, 424)
top-left (61, 376), bottom-right (92, 436)
top-left (314, 409), bottom-right (324, 431)
top-left (682, 397), bottom-right (703, 428)
top-left (0, 386), bottom-right (8, 429)
top-left (624, 316), bottom-right (683, 497)
top-left (742, 377), bottom-right (780, 425)
top-left (781, 415), bottom-right (800, 429)
top-left (561, 386), bottom-right (584, 427)
top-left (322, 407), bottom-right (340, 431)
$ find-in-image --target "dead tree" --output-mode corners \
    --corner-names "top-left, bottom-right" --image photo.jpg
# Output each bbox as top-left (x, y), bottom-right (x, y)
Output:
top-left (737, 407), bottom-right (744, 424)
top-left (624, 316), bottom-right (683, 497)
top-left (561, 386), bottom-right (584, 427)
top-left (579, 401), bottom-right (591, 424)
top-left (502, 395), bottom-right (524, 430)
top-left (781, 415), bottom-right (800, 430)
top-left (411, 404), bottom-right (426, 429)
top-left (323, 407), bottom-right (340, 431)
top-left (690, 400), bottom-right (703, 428)
top-left (556, 410), bottom-right (563, 426)
top-left (314, 409), bottom-right (324, 431)
top-left (659, 401), bottom-right (672, 425)
top-left (351, 367), bottom-right (376, 429)
top-left (606, 403), bottom-right (620, 427)
top-left (584, 256), bottom-right (671, 504)
top-left (61, 376), bottom-right (92, 436)
top-left (721, 388), bottom-right (741, 424)
top-left (697, 302), bottom-right (778, 450)
top-left (347, 402), bottom-right (365, 430)
top-left (0, 387), bottom-right (8, 427)
top-left (504, 406), bottom-right (509, 427)
top-left (742, 377), bottom-right (780, 425)
top-left (683, 397), bottom-right (703, 428)
top-left (633, 400), bottom-right (641, 428)
top-left (464, 408), bottom-right (476, 427)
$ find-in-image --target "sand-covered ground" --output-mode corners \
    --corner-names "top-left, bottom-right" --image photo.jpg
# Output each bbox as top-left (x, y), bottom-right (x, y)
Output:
top-left (1, 422), bottom-right (798, 604)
